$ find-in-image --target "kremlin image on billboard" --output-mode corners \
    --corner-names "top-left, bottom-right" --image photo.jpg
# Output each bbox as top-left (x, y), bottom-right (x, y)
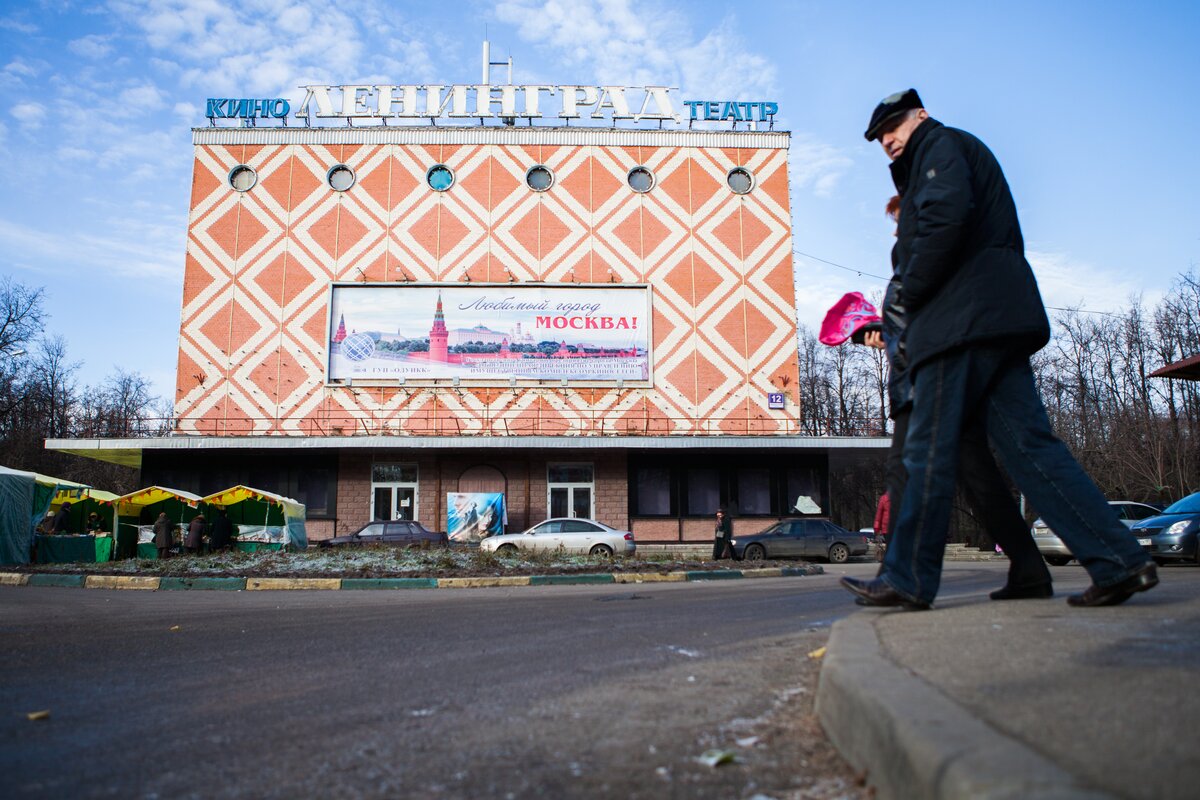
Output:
top-left (327, 285), bottom-right (651, 383)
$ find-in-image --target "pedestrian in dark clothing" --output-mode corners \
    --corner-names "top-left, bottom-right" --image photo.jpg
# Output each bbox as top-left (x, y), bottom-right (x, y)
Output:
top-left (185, 514), bottom-right (206, 555)
top-left (861, 198), bottom-right (1051, 598)
top-left (153, 512), bottom-right (174, 560)
top-left (48, 503), bottom-right (72, 535)
top-left (842, 90), bottom-right (1155, 610)
top-left (210, 509), bottom-right (233, 552)
top-left (712, 508), bottom-right (733, 560)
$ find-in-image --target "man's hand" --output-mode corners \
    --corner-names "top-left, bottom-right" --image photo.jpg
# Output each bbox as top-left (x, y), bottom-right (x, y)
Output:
top-left (863, 330), bottom-right (885, 349)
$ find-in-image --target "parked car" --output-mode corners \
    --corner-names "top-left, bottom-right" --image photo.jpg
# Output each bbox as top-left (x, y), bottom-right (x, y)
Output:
top-left (1032, 501), bottom-right (1162, 565)
top-left (479, 518), bottom-right (635, 557)
top-left (1131, 492), bottom-right (1200, 565)
top-left (320, 520), bottom-right (448, 549)
top-left (731, 519), bottom-right (869, 563)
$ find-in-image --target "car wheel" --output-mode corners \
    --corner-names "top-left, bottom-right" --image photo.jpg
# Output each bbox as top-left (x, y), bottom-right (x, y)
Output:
top-left (744, 544), bottom-right (765, 561)
top-left (1044, 556), bottom-right (1070, 567)
top-left (828, 543), bottom-right (850, 563)
top-left (496, 543), bottom-right (518, 555)
top-left (589, 544), bottom-right (613, 557)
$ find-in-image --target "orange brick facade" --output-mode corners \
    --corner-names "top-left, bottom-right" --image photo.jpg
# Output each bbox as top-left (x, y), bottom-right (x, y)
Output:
top-left (175, 128), bottom-right (798, 438)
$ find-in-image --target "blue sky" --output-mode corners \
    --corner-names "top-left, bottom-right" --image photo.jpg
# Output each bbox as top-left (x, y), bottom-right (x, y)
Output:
top-left (1, 0), bottom-right (1197, 399)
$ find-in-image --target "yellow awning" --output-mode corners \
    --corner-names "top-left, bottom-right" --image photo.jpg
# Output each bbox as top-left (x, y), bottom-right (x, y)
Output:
top-left (114, 486), bottom-right (202, 516)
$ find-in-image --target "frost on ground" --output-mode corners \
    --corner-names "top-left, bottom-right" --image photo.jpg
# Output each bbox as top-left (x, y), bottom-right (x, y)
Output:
top-left (14, 547), bottom-right (824, 579)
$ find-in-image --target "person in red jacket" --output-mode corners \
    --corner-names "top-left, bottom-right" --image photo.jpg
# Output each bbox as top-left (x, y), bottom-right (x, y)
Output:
top-left (873, 493), bottom-right (891, 562)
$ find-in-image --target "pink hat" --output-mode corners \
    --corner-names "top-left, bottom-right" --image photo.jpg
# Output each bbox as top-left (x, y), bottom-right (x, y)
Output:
top-left (819, 292), bottom-right (881, 346)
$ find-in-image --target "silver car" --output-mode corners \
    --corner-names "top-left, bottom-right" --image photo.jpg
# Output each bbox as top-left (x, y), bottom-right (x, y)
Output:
top-left (480, 518), bottom-right (636, 557)
top-left (1032, 501), bottom-right (1162, 565)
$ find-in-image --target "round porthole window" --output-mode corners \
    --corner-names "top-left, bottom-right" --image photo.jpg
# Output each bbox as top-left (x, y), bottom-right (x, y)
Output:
top-left (327, 164), bottom-right (356, 192)
top-left (526, 165), bottom-right (554, 192)
top-left (727, 167), bottom-right (754, 195)
top-left (628, 166), bottom-right (654, 193)
top-left (427, 164), bottom-right (454, 191)
top-left (229, 165), bottom-right (257, 192)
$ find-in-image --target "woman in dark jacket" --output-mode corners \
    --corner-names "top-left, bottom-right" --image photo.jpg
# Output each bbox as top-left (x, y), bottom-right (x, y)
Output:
top-left (153, 512), bottom-right (174, 560)
top-left (712, 508), bottom-right (733, 560)
top-left (185, 514), bottom-right (206, 555)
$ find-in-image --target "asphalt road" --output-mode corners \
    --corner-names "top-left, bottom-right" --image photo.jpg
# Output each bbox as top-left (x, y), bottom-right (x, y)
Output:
top-left (1, 562), bottom-right (1010, 799)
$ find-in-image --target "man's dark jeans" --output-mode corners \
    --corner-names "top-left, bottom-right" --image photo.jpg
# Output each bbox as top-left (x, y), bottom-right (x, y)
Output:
top-left (888, 408), bottom-right (1050, 589)
top-left (883, 346), bottom-right (1149, 604)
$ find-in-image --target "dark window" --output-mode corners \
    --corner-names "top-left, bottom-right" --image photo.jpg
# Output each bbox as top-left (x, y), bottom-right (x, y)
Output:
top-left (358, 523), bottom-right (385, 538)
top-left (562, 520), bottom-right (599, 532)
top-left (737, 468), bottom-right (772, 515)
top-left (684, 468), bottom-right (720, 516)
top-left (548, 464), bottom-right (593, 483)
top-left (786, 467), bottom-right (825, 515)
top-left (634, 466), bottom-right (672, 515)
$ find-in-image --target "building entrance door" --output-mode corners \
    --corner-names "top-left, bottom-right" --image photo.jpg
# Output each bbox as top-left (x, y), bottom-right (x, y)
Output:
top-left (549, 485), bottom-right (592, 519)
top-left (548, 463), bottom-right (594, 519)
top-left (371, 463), bottom-right (418, 521)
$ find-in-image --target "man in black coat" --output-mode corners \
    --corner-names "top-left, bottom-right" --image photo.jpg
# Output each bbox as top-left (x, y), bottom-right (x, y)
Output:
top-left (842, 90), bottom-right (1156, 610)
top-left (209, 509), bottom-right (234, 552)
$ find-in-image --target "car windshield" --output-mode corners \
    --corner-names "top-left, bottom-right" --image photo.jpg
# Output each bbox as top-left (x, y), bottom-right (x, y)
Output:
top-left (1163, 494), bottom-right (1200, 514)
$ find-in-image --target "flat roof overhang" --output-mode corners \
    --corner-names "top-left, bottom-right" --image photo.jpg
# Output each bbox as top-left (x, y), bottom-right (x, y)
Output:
top-left (1149, 354), bottom-right (1200, 380)
top-left (47, 435), bottom-right (891, 469)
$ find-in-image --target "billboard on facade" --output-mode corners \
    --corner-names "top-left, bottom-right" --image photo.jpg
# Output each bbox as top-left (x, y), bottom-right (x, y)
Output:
top-left (447, 492), bottom-right (506, 542)
top-left (327, 284), bottom-right (651, 383)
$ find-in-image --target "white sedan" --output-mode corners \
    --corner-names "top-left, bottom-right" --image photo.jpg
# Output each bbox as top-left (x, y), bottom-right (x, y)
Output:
top-left (480, 518), bottom-right (635, 557)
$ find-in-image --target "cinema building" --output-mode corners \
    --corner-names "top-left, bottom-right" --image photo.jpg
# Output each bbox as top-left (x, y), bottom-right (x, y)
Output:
top-left (50, 76), bottom-right (885, 542)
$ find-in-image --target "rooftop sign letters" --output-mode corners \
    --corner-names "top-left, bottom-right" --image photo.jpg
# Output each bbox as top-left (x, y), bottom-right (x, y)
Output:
top-left (205, 85), bottom-right (778, 127)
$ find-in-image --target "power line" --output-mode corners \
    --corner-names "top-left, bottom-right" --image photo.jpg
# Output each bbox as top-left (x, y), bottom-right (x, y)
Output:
top-left (793, 249), bottom-right (1126, 317)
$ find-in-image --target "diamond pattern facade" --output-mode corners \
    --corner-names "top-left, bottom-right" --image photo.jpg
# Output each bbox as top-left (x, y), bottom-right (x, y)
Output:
top-left (175, 128), bottom-right (798, 437)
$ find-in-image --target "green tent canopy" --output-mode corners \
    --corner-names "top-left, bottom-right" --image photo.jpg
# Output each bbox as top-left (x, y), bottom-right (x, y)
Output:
top-left (0, 465), bottom-right (90, 565)
top-left (199, 486), bottom-right (307, 550)
top-left (113, 486), bottom-right (203, 559)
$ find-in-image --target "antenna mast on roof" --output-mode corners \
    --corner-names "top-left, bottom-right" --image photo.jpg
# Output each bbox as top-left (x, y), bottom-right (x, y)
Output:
top-left (482, 40), bottom-right (515, 125)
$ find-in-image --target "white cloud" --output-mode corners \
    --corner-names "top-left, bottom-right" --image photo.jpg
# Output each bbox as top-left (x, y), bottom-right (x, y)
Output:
top-left (496, 0), bottom-right (775, 100)
top-left (1026, 249), bottom-right (1163, 314)
top-left (789, 133), bottom-right (854, 198)
top-left (69, 34), bottom-right (115, 59)
top-left (0, 218), bottom-right (181, 281)
top-left (11, 102), bottom-right (46, 128)
top-left (110, 0), bottom-right (369, 95)
top-left (0, 17), bottom-right (38, 34)
top-left (4, 58), bottom-right (39, 79)
top-left (116, 82), bottom-right (167, 111)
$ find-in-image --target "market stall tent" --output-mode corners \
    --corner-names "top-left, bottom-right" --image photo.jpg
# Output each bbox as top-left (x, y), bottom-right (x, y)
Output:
top-left (199, 486), bottom-right (307, 550)
top-left (113, 486), bottom-right (203, 559)
top-left (0, 465), bottom-right (90, 564)
top-left (50, 488), bottom-right (119, 534)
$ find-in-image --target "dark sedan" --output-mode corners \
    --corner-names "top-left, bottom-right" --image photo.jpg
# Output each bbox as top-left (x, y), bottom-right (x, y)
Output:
top-left (1131, 492), bottom-right (1200, 565)
top-left (731, 519), bottom-right (870, 563)
top-left (320, 520), bottom-right (448, 549)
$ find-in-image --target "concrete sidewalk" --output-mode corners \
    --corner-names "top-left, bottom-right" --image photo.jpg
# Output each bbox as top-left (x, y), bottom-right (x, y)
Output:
top-left (817, 565), bottom-right (1200, 800)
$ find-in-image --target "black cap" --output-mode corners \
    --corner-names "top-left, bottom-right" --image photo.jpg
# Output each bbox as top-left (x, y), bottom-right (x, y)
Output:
top-left (864, 89), bottom-right (923, 141)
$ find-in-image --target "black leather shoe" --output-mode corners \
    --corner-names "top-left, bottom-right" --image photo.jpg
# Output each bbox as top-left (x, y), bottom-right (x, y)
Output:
top-left (1067, 562), bottom-right (1158, 607)
top-left (840, 576), bottom-right (931, 610)
top-left (989, 582), bottom-right (1054, 601)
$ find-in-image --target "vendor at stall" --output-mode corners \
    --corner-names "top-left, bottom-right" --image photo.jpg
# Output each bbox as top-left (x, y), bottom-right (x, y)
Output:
top-left (85, 512), bottom-right (103, 533)
top-left (48, 502), bottom-right (73, 535)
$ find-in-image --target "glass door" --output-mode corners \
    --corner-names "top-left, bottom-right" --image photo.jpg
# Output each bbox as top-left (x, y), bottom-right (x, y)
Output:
top-left (371, 463), bottom-right (418, 521)
top-left (548, 463), bottom-right (594, 520)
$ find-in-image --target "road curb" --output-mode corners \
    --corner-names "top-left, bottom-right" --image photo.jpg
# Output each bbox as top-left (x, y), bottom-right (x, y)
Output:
top-left (816, 614), bottom-right (1111, 800)
top-left (85, 575), bottom-right (160, 590)
top-left (613, 572), bottom-right (688, 583)
top-left (247, 577), bottom-right (340, 591)
top-left (437, 576), bottom-right (532, 588)
top-left (2, 566), bottom-right (820, 590)
top-left (160, 577), bottom-right (247, 591)
top-left (340, 578), bottom-right (438, 590)
top-left (530, 573), bottom-right (615, 586)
